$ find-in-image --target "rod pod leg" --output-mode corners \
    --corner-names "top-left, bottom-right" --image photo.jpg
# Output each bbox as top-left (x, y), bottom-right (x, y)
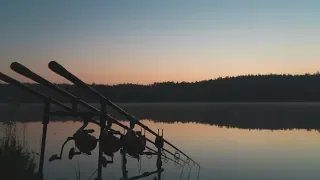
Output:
top-left (96, 99), bottom-right (107, 180)
top-left (155, 129), bottom-right (164, 180)
top-left (38, 101), bottom-right (50, 179)
top-left (121, 148), bottom-right (128, 179)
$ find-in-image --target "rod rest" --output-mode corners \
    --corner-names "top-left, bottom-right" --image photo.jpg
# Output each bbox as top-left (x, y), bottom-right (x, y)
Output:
top-left (49, 111), bottom-right (97, 117)
top-left (130, 169), bottom-right (164, 180)
top-left (142, 152), bottom-right (158, 156)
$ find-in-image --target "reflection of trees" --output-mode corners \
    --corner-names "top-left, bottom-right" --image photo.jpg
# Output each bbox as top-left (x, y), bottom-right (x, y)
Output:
top-left (6, 117), bottom-right (320, 131)
top-left (2, 101), bottom-right (320, 131)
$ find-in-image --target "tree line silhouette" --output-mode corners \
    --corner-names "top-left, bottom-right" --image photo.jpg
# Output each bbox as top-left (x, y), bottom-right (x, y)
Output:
top-left (1, 73), bottom-right (320, 103)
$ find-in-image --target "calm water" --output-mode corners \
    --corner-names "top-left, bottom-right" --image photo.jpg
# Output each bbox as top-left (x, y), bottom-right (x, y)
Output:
top-left (5, 120), bottom-right (320, 180)
top-left (2, 103), bottom-right (320, 180)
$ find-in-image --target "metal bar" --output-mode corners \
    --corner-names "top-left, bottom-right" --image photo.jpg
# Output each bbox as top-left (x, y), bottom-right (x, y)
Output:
top-left (38, 101), bottom-right (50, 178)
top-left (157, 148), bottom-right (162, 180)
top-left (120, 149), bottom-right (128, 179)
top-left (130, 169), bottom-right (164, 180)
top-left (97, 99), bottom-right (106, 180)
top-left (49, 111), bottom-right (97, 117)
top-left (48, 61), bottom-right (199, 166)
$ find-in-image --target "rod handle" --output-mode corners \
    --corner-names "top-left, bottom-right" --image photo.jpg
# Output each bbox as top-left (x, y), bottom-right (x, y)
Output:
top-left (11, 62), bottom-right (37, 80)
top-left (49, 61), bottom-right (75, 85)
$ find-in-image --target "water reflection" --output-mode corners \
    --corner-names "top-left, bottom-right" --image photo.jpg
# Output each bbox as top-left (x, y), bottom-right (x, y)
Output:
top-left (2, 103), bottom-right (320, 179)
top-left (2, 120), bottom-right (320, 180)
top-left (3, 103), bottom-right (320, 130)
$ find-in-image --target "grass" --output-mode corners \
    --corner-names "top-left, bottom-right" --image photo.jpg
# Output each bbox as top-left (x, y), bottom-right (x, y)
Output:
top-left (0, 121), bottom-right (38, 180)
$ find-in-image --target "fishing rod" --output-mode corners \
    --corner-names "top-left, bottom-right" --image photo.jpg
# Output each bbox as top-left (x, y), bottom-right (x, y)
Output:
top-left (9, 62), bottom-right (189, 179)
top-left (0, 72), bottom-right (182, 177)
top-left (10, 62), bottom-right (188, 163)
top-left (145, 146), bottom-right (182, 166)
top-left (48, 61), bottom-right (199, 179)
top-left (120, 128), bottom-right (166, 180)
top-left (0, 72), bottom-right (100, 179)
top-left (48, 61), bottom-right (200, 168)
top-left (145, 138), bottom-right (186, 164)
top-left (120, 137), bottom-right (184, 180)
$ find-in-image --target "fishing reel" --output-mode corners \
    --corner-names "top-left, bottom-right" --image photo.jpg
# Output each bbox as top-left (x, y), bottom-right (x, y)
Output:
top-left (121, 128), bottom-right (147, 160)
top-left (101, 129), bottom-right (122, 157)
top-left (98, 129), bottom-right (122, 167)
top-left (49, 121), bottom-right (98, 162)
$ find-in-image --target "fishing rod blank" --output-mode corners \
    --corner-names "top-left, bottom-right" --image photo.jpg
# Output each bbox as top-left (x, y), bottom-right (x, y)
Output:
top-left (145, 146), bottom-right (182, 166)
top-left (145, 138), bottom-right (186, 165)
top-left (48, 61), bottom-right (200, 167)
top-left (2, 71), bottom-right (178, 179)
top-left (49, 61), bottom-right (201, 179)
top-left (49, 61), bottom-right (201, 180)
top-left (10, 62), bottom-right (181, 161)
top-left (11, 62), bottom-right (199, 180)
top-left (10, 62), bottom-right (132, 131)
top-left (0, 72), bottom-right (69, 112)
top-left (10, 62), bottom-right (186, 179)
top-left (0, 72), bottom-right (103, 177)
top-left (1, 72), bottom-right (100, 126)
top-left (11, 64), bottom-right (115, 179)
top-left (11, 61), bottom-right (187, 165)
top-left (11, 62), bottom-right (140, 131)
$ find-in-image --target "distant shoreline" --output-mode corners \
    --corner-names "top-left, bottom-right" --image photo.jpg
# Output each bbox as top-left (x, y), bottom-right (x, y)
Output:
top-left (2, 74), bottom-right (320, 103)
top-left (1, 103), bottom-right (320, 130)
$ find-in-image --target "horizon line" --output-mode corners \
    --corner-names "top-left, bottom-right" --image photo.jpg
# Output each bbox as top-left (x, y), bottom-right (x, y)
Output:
top-left (1, 71), bottom-right (320, 86)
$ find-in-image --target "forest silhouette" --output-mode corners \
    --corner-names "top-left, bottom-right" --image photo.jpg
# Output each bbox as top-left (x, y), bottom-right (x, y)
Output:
top-left (1, 73), bottom-right (320, 103)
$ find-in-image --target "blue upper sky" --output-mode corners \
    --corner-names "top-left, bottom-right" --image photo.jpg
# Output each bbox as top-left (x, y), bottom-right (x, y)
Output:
top-left (1, 0), bottom-right (320, 84)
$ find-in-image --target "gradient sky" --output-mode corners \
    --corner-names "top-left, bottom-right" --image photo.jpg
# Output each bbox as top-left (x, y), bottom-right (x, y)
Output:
top-left (1, 0), bottom-right (320, 84)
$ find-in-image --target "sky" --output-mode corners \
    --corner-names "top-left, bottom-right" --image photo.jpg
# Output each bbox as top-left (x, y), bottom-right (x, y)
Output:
top-left (1, 0), bottom-right (320, 84)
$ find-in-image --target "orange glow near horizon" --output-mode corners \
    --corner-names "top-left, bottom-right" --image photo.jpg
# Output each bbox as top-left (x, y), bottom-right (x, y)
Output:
top-left (2, 62), bottom-right (320, 86)
top-left (2, 1), bottom-right (320, 85)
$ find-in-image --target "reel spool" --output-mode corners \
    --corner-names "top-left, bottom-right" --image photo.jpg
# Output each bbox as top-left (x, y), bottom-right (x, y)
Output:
top-left (122, 129), bottom-right (147, 160)
top-left (72, 129), bottom-right (97, 156)
top-left (100, 129), bottom-right (122, 157)
top-left (49, 122), bottom-right (97, 162)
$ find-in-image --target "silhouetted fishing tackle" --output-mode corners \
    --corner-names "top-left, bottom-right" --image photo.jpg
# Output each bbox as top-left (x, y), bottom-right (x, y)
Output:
top-left (0, 72), bottom-right (100, 179)
top-left (101, 130), bottom-right (122, 156)
top-left (49, 121), bottom-right (97, 162)
top-left (122, 129), bottom-right (147, 160)
top-left (0, 61), bottom-right (200, 180)
top-left (99, 129), bottom-right (122, 167)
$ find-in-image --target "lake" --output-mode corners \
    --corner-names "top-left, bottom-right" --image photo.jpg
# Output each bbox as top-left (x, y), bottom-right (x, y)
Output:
top-left (2, 103), bottom-right (320, 180)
